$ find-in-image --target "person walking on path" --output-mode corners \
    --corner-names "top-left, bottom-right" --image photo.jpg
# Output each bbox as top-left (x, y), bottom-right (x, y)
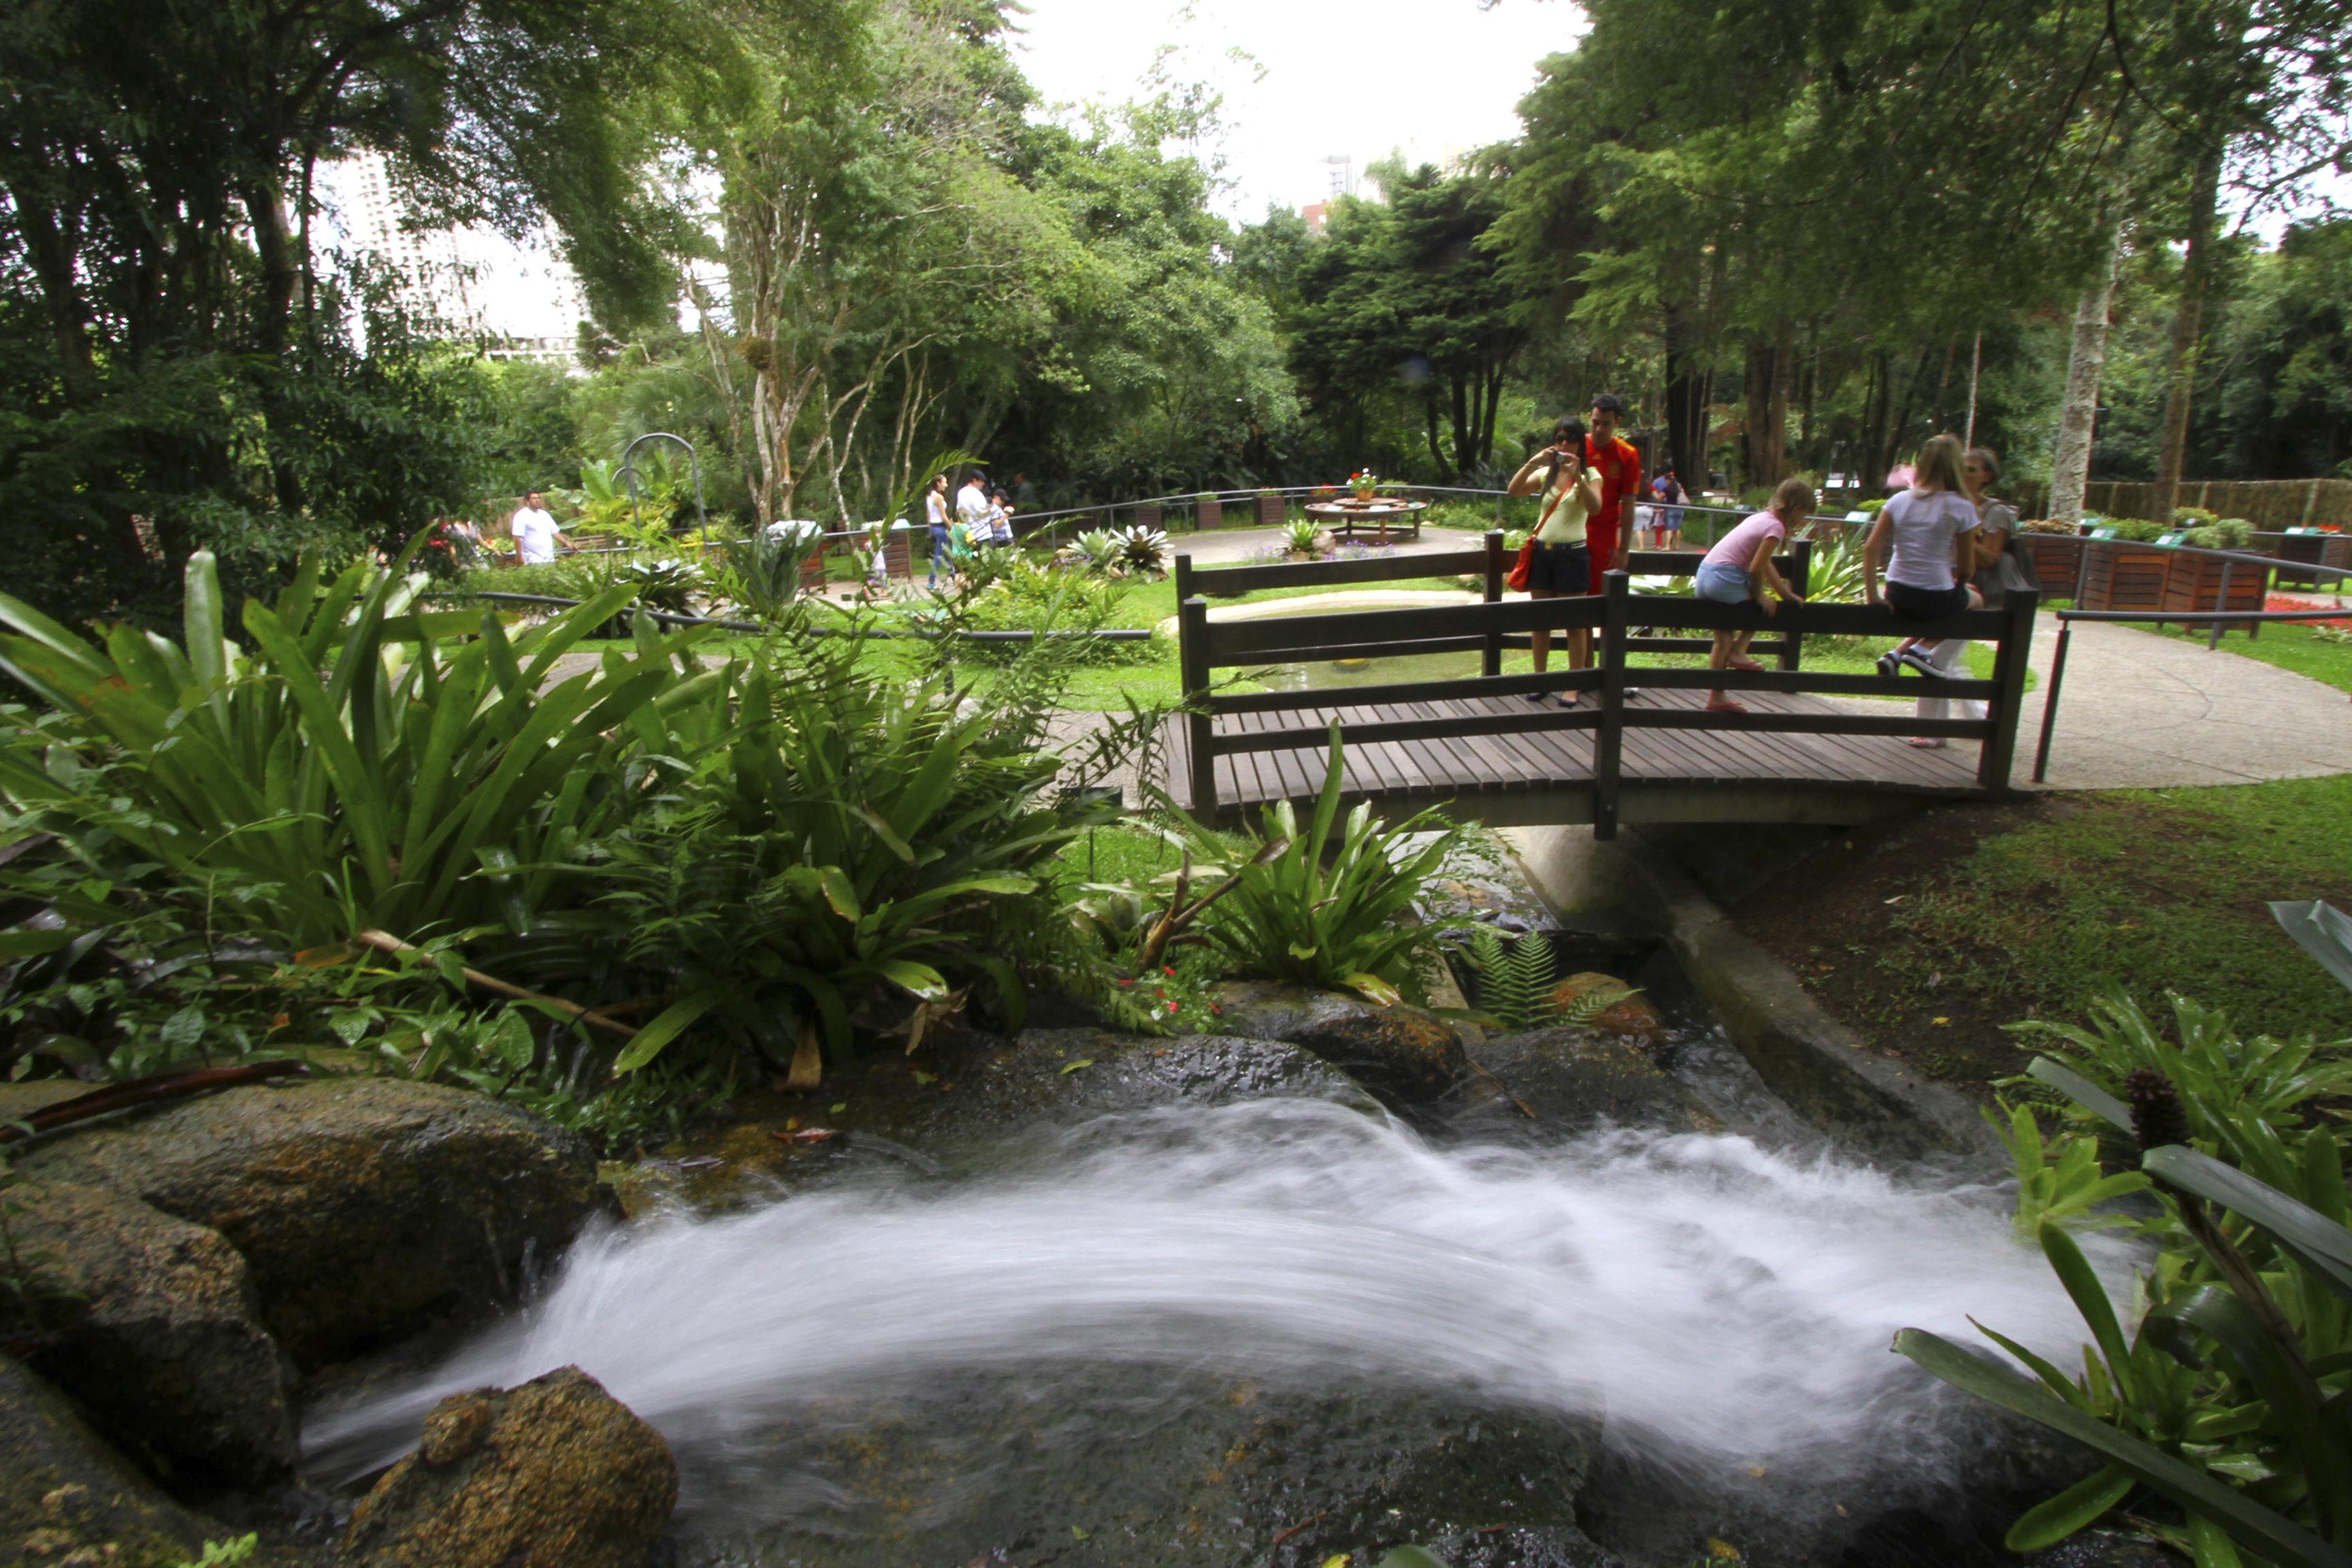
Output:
top-left (924, 473), bottom-right (953, 589)
top-left (956, 470), bottom-right (991, 538)
top-left (1650, 471), bottom-right (1688, 551)
top-left (1903, 446), bottom-right (2023, 748)
top-left (508, 490), bottom-right (574, 564)
top-left (1506, 416), bottom-right (1603, 706)
top-left (1863, 434), bottom-right (1982, 660)
top-left (1693, 478), bottom-right (1811, 713)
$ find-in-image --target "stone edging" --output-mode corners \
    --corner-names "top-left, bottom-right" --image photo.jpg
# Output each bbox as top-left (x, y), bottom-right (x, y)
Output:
top-left (1612, 832), bottom-right (2002, 1168)
top-left (1499, 823), bottom-right (2001, 1169)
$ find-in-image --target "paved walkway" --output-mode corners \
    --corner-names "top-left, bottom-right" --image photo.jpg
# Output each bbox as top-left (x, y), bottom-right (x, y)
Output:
top-left (2016, 613), bottom-right (2352, 789)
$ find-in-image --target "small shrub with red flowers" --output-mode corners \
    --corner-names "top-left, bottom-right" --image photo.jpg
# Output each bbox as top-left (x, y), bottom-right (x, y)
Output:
top-left (1105, 947), bottom-right (1230, 1035)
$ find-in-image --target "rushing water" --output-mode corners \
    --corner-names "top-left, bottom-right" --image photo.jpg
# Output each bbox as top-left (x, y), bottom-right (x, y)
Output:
top-left (306, 1098), bottom-right (2107, 1505)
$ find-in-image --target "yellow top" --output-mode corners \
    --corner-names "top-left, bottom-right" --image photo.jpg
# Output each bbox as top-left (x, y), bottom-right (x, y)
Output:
top-left (1536, 463), bottom-right (1602, 545)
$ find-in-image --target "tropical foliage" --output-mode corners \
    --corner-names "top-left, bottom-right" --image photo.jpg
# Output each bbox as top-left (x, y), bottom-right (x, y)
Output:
top-left (1903, 902), bottom-right (2352, 1564)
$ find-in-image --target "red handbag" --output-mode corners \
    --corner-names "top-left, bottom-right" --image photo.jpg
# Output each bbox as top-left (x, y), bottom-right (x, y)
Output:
top-left (1507, 473), bottom-right (1574, 592)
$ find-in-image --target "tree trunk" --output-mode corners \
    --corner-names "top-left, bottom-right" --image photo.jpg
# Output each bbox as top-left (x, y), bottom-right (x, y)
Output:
top-left (2151, 146), bottom-right (2223, 527)
top-left (1740, 337), bottom-right (1775, 489)
top-left (2049, 227), bottom-right (2123, 523)
top-left (1767, 318), bottom-right (1793, 483)
top-left (1661, 304), bottom-right (1708, 497)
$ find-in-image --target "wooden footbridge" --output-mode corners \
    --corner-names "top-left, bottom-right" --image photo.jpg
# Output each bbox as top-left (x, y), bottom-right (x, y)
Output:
top-left (1149, 534), bottom-right (2039, 838)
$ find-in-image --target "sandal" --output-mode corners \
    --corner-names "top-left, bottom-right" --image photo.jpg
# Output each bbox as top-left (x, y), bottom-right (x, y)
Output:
top-left (1727, 655), bottom-right (1766, 672)
top-left (1703, 697), bottom-right (1747, 714)
top-left (1908, 737), bottom-right (1949, 749)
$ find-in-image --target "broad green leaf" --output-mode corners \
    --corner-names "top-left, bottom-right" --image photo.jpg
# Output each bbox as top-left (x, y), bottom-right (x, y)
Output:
top-left (1894, 1329), bottom-right (2352, 1568)
top-left (2269, 900), bottom-right (2352, 996)
top-left (876, 960), bottom-right (947, 1000)
top-left (485, 1009), bottom-right (536, 1071)
top-left (2027, 1056), bottom-right (2134, 1131)
top-left (2145, 1144), bottom-right (2352, 1305)
top-left (613, 983), bottom-right (732, 1074)
top-left (1343, 971), bottom-right (1404, 1007)
top-left (817, 866), bottom-right (860, 922)
top-left (2004, 1466), bottom-right (2133, 1552)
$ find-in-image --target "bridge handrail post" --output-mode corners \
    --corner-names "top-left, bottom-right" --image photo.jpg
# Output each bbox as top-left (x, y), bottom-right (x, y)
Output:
top-left (1482, 530), bottom-right (1505, 677)
top-left (1782, 538), bottom-right (1813, 670)
top-left (1595, 570), bottom-right (1631, 840)
top-left (1179, 592), bottom-right (1218, 820)
top-left (1978, 585), bottom-right (2040, 794)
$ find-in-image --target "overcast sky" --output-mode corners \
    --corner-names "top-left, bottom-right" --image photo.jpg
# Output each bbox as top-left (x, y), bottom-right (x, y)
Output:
top-left (1011, 0), bottom-right (1584, 221)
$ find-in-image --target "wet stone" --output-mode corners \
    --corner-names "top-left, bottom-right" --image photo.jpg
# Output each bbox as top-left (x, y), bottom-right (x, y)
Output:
top-left (1, 1178), bottom-right (297, 1486)
top-left (1210, 983), bottom-right (1471, 1108)
top-left (0, 1352), bottom-right (218, 1568)
top-left (666, 1367), bottom-right (1604, 1568)
top-left (18, 1077), bottom-right (610, 1369)
top-left (1444, 1028), bottom-right (1721, 1143)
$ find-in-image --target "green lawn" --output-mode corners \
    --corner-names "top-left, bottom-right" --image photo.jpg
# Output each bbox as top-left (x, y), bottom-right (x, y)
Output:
top-left (1736, 772), bottom-right (2352, 1099)
top-left (2146, 618), bottom-right (2352, 695)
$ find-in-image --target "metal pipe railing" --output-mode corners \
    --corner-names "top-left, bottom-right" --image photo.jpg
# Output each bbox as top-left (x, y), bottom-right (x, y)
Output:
top-left (2031, 604), bottom-right (2352, 783)
top-left (435, 590), bottom-right (1153, 642)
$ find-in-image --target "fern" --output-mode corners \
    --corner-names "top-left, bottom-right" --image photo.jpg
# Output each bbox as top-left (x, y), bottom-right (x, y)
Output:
top-left (1464, 927), bottom-right (1558, 1030)
top-left (1461, 928), bottom-right (1644, 1032)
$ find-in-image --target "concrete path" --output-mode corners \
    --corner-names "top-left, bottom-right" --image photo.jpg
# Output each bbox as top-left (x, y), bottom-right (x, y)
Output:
top-left (2017, 613), bottom-right (2352, 789)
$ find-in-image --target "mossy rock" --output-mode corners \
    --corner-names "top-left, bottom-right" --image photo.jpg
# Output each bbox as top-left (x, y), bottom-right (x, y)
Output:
top-left (2, 1178), bottom-right (295, 1485)
top-left (342, 1366), bottom-right (677, 1568)
top-left (0, 1352), bottom-right (218, 1567)
top-left (18, 1078), bottom-right (609, 1368)
top-left (1210, 983), bottom-right (1471, 1108)
top-left (1445, 1028), bottom-right (1718, 1142)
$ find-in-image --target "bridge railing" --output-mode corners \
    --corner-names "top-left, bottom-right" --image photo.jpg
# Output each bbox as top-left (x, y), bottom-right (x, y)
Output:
top-left (1174, 545), bottom-right (2038, 836)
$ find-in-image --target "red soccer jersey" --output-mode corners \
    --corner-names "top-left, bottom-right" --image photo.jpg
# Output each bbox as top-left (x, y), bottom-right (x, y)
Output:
top-left (1583, 432), bottom-right (1643, 591)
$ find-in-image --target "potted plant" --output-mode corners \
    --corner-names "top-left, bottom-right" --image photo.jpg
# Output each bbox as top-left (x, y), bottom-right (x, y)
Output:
top-left (1195, 491), bottom-right (1222, 530)
top-left (2078, 518), bottom-right (2171, 612)
top-left (1256, 487), bottom-right (1286, 528)
top-left (1283, 516), bottom-right (1323, 560)
top-left (1348, 468), bottom-right (1377, 502)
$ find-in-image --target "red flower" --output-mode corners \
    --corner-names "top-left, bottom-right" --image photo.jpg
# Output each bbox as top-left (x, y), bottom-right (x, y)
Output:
top-left (1161, 966), bottom-right (1176, 977)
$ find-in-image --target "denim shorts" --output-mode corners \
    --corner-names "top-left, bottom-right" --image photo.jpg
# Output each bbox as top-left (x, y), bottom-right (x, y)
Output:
top-left (1527, 540), bottom-right (1590, 594)
top-left (1694, 561), bottom-right (1751, 603)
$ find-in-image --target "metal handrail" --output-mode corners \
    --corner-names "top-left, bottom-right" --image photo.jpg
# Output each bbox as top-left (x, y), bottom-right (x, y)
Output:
top-left (2031, 603), bottom-right (2352, 783)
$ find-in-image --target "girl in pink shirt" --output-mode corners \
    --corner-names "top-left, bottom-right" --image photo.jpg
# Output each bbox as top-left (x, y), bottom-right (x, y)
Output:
top-left (1693, 478), bottom-right (1812, 713)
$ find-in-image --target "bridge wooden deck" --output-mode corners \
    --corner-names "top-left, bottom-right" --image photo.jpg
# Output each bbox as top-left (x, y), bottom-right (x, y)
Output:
top-left (1148, 538), bottom-right (2040, 837)
top-left (1155, 685), bottom-right (1984, 828)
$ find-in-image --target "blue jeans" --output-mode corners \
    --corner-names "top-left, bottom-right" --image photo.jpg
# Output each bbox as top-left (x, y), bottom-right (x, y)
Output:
top-left (1695, 561), bottom-right (1751, 602)
top-left (928, 525), bottom-right (951, 587)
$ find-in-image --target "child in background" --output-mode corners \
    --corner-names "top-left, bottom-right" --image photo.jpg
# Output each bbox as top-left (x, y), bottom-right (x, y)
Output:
top-left (1693, 477), bottom-right (1813, 713)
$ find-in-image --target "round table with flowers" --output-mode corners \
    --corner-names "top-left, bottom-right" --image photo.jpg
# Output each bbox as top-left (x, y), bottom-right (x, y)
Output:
top-left (1302, 495), bottom-right (1426, 543)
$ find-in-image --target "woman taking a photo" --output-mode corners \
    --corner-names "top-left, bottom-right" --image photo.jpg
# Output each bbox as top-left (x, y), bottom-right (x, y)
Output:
top-left (1693, 476), bottom-right (1812, 713)
top-left (1506, 416), bottom-right (1604, 705)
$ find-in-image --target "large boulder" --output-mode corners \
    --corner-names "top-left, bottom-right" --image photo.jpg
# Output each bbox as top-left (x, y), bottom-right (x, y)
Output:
top-left (18, 1077), bottom-right (608, 1367)
top-left (1211, 982), bottom-right (1471, 1107)
top-left (1, 1178), bottom-right (295, 1484)
top-left (0, 1353), bottom-right (218, 1567)
top-left (341, 1366), bottom-right (678, 1568)
top-left (1443, 1028), bottom-right (1720, 1143)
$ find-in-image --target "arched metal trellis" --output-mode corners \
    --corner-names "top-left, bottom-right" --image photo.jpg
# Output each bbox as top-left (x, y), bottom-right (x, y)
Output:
top-left (615, 431), bottom-right (708, 535)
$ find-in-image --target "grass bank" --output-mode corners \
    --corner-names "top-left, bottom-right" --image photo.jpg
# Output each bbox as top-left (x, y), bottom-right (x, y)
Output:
top-left (1716, 774), bottom-right (2352, 1100)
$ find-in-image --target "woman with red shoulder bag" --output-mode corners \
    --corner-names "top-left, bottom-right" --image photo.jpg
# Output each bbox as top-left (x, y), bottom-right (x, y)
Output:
top-left (1504, 416), bottom-right (1603, 706)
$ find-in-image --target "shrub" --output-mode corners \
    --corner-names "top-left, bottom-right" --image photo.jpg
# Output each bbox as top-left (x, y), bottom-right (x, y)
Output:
top-left (2102, 517), bottom-right (2169, 542)
top-left (2183, 519), bottom-right (2255, 551)
top-left (1902, 902), bottom-right (2352, 1565)
top-left (0, 549), bottom-right (696, 951)
top-left (1196, 725), bottom-right (1471, 1006)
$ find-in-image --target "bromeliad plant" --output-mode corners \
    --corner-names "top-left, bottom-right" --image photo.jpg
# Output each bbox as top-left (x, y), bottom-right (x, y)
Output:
top-left (0, 549), bottom-right (707, 951)
top-left (1899, 900), bottom-right (2352, 1567)
top-left (1195, 725), bottom-right (1470, 1007)
top-left (551, 627), bottom-right (1118, 1085)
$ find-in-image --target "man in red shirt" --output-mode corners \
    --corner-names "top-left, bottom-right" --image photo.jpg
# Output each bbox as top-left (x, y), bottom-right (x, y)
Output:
top-left (1582, 392), bottom-right (1643, 595)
